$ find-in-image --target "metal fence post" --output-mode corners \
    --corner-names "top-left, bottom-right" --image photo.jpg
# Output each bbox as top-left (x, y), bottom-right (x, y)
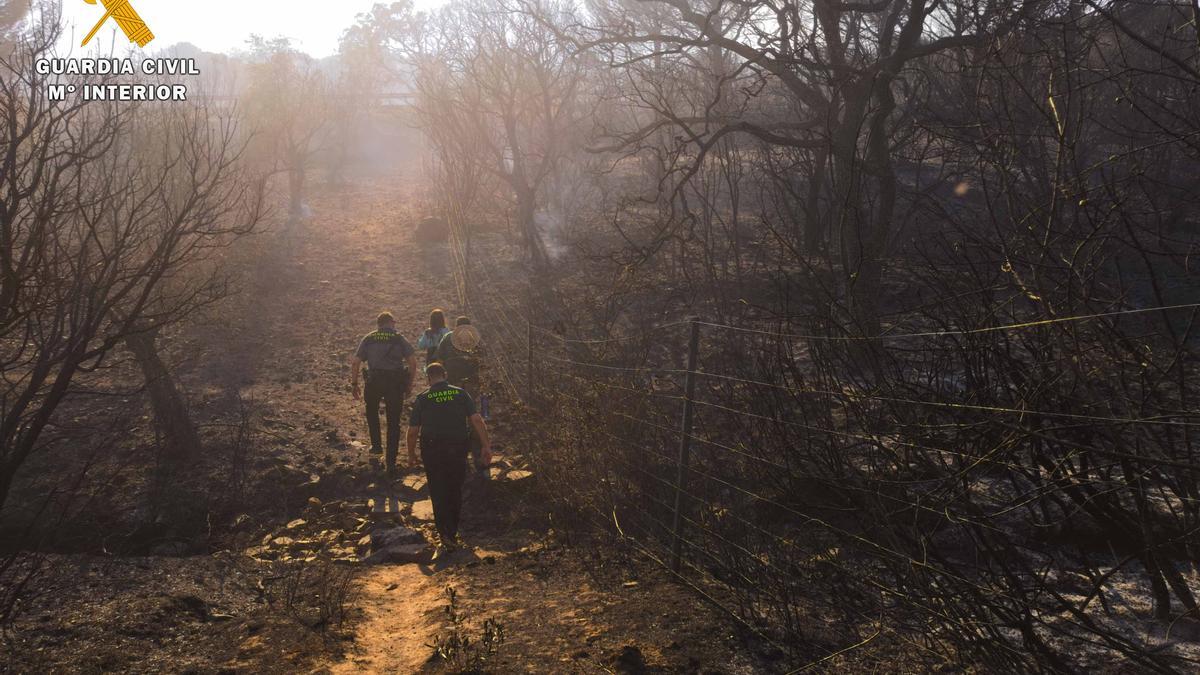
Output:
top-left (525, 282), bottom-right (534, 458)
top-left (464, 224), bottom-right (472, 309)
top-left (671, 317), bottom-right (701, 572)
top-left (526, 283), bottom-right (534, 404)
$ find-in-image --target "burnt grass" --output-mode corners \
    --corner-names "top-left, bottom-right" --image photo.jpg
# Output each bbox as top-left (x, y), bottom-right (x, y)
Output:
top-left (0, 175), bottom-right (777, 674)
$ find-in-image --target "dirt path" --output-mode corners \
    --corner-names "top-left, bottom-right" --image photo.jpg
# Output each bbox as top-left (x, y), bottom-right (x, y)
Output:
top-left (4, 173), bottom-right (769, 674)
top-left (221, 176), bottom-right (756, 674)
top-left (329, 565), bottom-right (442, 673)
top-left (247, 175), bottom-right (461, 670)
top-left (214, 174), bottom-right (548, 673)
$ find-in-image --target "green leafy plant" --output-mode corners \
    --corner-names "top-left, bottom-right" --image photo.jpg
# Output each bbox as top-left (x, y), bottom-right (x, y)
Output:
top-left (428, 586), bottom-right (506, 673)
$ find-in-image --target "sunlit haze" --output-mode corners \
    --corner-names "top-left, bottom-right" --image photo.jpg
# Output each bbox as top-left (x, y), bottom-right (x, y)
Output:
top-left (6, 1), bottom-right (1200, 671)
top-left (58, 0), bottom-right (428, 57)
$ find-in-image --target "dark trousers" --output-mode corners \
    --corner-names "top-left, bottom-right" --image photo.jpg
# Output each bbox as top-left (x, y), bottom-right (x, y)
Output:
top-left (364, 373), bottom-right (405, 467)
top-left (422, 438), bottom-right (469, 541)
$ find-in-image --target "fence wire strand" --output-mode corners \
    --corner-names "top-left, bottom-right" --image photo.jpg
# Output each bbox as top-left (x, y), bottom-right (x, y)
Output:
top-left (449, 226), bottom-right (1200, 672)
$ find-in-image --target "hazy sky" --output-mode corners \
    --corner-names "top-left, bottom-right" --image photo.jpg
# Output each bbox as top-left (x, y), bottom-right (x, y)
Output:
top-left (60, 0), bottom-right (418, 58)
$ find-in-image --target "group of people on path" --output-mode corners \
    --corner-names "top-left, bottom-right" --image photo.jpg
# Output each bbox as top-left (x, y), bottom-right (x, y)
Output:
top-left (349, 309), bottom-right (491, 558)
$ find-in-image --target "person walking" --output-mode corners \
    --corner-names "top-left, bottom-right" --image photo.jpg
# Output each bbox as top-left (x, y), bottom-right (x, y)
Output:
top-left (433, 317), bottom-right (487, 478)
top-left (406, 362), bottom-right (491, 559)
top-left (351, 312), bottom-right (417, 477)
top-left (433, 316), bottom-right (479, 386)
top-left (417, 308), bottom-right (450, 364)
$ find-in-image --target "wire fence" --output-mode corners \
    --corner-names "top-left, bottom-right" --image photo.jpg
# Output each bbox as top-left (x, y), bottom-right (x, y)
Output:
top-left (437, 212), bottom-right (1200, 671)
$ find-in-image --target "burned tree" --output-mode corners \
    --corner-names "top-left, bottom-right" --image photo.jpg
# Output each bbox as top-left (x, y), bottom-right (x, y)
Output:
top-left (443, 0), bottom-right (1200, 670)
top-left (383, 0), bottom-right (589, 267)
top-left (243, 36), bottom-right (328, 221)
top-left (577, 0), bottom-right (1039, 334)
top-left (0, 16), bottom-right (263, 511)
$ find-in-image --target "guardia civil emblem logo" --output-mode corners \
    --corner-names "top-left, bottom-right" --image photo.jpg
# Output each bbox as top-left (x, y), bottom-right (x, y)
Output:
top-left (81, 0), bottom-right (155, 48)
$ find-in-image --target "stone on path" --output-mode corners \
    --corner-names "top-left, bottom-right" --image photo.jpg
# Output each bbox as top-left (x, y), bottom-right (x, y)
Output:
top-left (362, 543), bottom-right (430, 565)
top-left (487, 466), bottom-right (533, 481)
top-left (411, 499), bottom-right (434, 522)
top-left (370, 526), bottom-right (424, 549)
top-left (361, 527), bottom-right (429, 565)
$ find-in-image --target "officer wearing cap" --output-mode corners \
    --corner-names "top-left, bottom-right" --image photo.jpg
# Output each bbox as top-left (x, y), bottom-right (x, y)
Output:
top-left (406, 362), bottom-right (492, 557)
top-left (351, 312), bottom-right (417, 477)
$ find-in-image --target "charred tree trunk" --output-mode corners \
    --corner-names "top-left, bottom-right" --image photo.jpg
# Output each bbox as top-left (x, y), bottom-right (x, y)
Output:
top-left (124, 328), bottom-right (201, 463)
top-left (515, 184), bottom-right (549, 268)
top-left (829, 89), bottom-right (880, 337)
top-left (852, 72), bottom-right (900, 340)
top-left (804, 147), bottom-right (828, 253)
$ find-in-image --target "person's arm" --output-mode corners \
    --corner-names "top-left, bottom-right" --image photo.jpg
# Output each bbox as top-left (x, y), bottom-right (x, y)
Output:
top-left (350, 355), bottom-right (363, 400)
top-left (405, 426), bottom-right (420, 467)
top-left (351, 336), bottom-right (369, 400)
top-left (405, 354), bottom-right (418, 396)
top-left (469, 413), bottom-right (491, 465)
top-left (407, 396), bottom-right (423, 466)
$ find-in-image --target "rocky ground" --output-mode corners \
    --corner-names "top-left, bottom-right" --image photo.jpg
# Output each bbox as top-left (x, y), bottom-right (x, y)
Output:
top-left (1, 173), bottom-right (767, 674)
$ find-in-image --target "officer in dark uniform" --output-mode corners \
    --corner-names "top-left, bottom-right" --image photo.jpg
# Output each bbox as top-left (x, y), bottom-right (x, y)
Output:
top-left (406, 362), bottom-right (492, 556)
top-left (351, 312), bottom-right (417, 476)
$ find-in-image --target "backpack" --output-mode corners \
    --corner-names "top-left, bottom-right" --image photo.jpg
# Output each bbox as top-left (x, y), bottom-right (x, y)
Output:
top-left (436, 332), bottom-right (478, 385)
